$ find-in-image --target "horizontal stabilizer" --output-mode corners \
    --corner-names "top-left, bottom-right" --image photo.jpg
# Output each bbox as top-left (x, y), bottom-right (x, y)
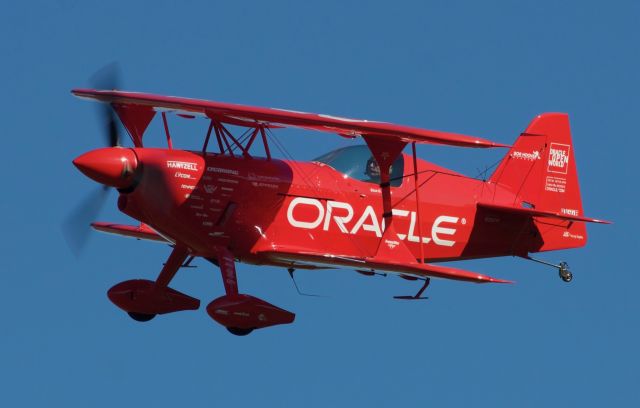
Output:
top-left (477, 202), bottom-right (611, 224)
top-left (91, 222), bottom-right (170, 242)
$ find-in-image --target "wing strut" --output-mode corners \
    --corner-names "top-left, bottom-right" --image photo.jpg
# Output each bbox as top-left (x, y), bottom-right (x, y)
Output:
top-left (411, 142), bottom-right (425, 263)
top-left (111, 103), bottom-right (156, 147)
top-left (363, 136), bottom-right (415, 263)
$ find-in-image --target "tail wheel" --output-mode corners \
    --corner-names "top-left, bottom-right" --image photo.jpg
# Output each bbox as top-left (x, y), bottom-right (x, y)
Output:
top-left (226, 327), bottom-right (254, 336)
top-left (559, 262), bottom-right (573, 283)
top-left (128, 312), bottom-right (156, 322)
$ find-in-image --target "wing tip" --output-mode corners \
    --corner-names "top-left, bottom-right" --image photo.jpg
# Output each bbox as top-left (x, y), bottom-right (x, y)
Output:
top-left (480, 276), bottom-right (514, 284)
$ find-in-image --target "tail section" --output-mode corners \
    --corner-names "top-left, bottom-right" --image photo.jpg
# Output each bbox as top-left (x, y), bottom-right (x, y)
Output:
top-left (487, 113), bottom-right (590, 251)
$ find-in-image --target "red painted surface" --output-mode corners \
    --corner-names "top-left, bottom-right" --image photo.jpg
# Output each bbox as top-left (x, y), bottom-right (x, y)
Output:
top-left (108, 279), bottom-right (200, 315)
top-left (207, 294), bottom-right (295, 330)
top-left (71, 89), bottom-right (609, 334)
top-left (73, 147), bottom-right (138, 188)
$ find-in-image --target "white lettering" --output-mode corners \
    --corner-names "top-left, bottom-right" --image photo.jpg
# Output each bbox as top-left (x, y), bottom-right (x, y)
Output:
top-left (350, 206), bottom-right (382, 238)
top-left (512, 151), bottom-right (540, 161)
top-left (167, 161), bottom-right (198, 171)
top-left (285, 199), bottom-right (460, 247)
top-left (323, 201), bottom-right (354, 233)
top-left (432, 216), bottom-right (459, 247)
top-left (392, 209), bottom-right (409, 240)
top-left (287, 197), bottom-right (324, 229)
top-left (407, 210), bottom-right (431, 244)
top-left (206, 166), bottom-right (239, 176)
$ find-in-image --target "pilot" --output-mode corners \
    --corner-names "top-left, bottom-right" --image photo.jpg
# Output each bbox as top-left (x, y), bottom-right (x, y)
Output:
top-left (365, 157), bottom-right (389, 183)
top-left (365, 157), bottom-right (379, 178)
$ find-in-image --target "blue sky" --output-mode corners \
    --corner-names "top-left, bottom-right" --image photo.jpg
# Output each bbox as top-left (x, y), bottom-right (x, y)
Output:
top-left (2, 1), bottom-right (638, 406)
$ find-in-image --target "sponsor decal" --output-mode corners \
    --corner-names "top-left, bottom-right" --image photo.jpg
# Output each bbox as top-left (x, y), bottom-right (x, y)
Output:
top-left (512, 150), bottom-right (541, 161)
top-left (207, 166), bottom-right (239, 176)
top-left (251, 181), bottom-right (279, 189)
top-left (561, 208), bottom-right (579, 216)
top-left (248, 172), bottom-right (281, 182)
top-left (180, 184), bottom-right (196, 190)
top-left (286, 197), bottom-right (460, 247)
top-left (385, 240), bottom-right (399, 249)
top-left (167, 161), bottom-right (198, 171)
top-left (548, 143), bottom-right (570, 174)
top-left (174, 172), bottom-right (194, 179)
top-left (204, 185), bottom-right (218, 194)
top-left (218, 178), bottom-right (239, 184)
top-left (545, 176), bottom-right (567, 193)
top-left (563, 231), bottom-right (584, 240)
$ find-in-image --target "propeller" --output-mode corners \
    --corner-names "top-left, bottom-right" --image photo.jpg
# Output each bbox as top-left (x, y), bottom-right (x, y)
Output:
top-left (90, 62), bottom-right (121, 147)
top-left (63, 63), bottom-right (122, 256)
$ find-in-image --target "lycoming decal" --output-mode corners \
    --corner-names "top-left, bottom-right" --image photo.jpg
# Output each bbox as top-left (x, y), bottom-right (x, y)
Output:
top-left (548, 143), bottom-right (570, 174)
top-left (286, 197), bottom-right (460, 247)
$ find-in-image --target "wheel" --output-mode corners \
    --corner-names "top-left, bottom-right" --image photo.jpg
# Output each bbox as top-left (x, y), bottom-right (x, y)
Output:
top-left (128, 312), bottom-right (156, 322)
top-left (558, 262), bottom-right (572, 283)
top-left (226, 327), bottom-right (254, 336)
top-left (560, 271), bottom-right (573, 282)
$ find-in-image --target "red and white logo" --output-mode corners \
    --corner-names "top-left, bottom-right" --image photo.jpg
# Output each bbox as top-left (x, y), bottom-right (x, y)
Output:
top-left (547, 143), bottom-right (570, 174)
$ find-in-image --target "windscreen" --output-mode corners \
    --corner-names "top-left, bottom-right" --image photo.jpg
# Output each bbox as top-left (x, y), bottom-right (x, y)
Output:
top-left (313, 145), bottom-right (404, 187)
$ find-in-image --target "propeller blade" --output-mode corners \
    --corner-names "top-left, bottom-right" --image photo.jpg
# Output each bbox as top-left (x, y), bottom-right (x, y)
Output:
top-left (62, 186), bottom-right (110, 257)
top-left (90, 63), bottom-right (121, 147)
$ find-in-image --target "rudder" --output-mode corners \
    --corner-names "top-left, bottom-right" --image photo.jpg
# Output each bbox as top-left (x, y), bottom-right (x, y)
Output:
top-left (488, 113), bottom-right (587, 251)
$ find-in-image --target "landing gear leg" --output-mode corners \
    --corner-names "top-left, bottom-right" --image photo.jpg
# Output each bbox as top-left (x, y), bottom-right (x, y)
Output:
top-left (206, 247), bottom-right (295, 334)
top-left (155, 245), bottom-right (190, 289)
top-left (394, 277), bottom-right (430, 300)
top-left (126, 245), bottom-right (190, 322)
top-left (108, 245), bottom-right (198, 323)
top-left (214, 248), bottom-right (254, 336)
top-left (522, 255), bottom-right (573, 283)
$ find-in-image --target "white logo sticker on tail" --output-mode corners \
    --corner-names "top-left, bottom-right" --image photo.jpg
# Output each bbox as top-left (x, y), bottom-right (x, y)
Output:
top-left (545, 176), bottom-right (567, 193)
top-left (548, 143), bottom-right (570, 174)
top-left (512, 150), bottom-right (541, 161)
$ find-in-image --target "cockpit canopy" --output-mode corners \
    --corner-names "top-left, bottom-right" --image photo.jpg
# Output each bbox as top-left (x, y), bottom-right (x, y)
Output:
top-left (313, 145), bottom-right (404, 187)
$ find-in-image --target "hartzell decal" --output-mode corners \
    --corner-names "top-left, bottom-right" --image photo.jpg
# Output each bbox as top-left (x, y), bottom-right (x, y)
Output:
top-left (286, 197), bottom-right (460, 247)
top-left (167, 161), bottom-right (198, 171)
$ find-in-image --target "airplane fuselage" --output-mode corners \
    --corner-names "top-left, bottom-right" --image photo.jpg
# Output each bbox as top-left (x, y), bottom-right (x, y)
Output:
top-left (118, 147), bottom-right (538, 269)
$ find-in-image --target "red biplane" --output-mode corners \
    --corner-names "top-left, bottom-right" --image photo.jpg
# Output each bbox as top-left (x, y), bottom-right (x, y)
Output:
top-left (70, 88), bottom-right (609, 335)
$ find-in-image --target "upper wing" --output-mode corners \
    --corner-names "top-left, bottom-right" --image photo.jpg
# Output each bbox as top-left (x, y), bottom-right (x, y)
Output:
top-left (72, 89), bottom-right (508, 149)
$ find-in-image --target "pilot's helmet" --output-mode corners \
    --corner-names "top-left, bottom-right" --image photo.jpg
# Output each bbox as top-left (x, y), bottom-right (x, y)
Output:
top-left (365, 157), bottom-right (380, 178)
